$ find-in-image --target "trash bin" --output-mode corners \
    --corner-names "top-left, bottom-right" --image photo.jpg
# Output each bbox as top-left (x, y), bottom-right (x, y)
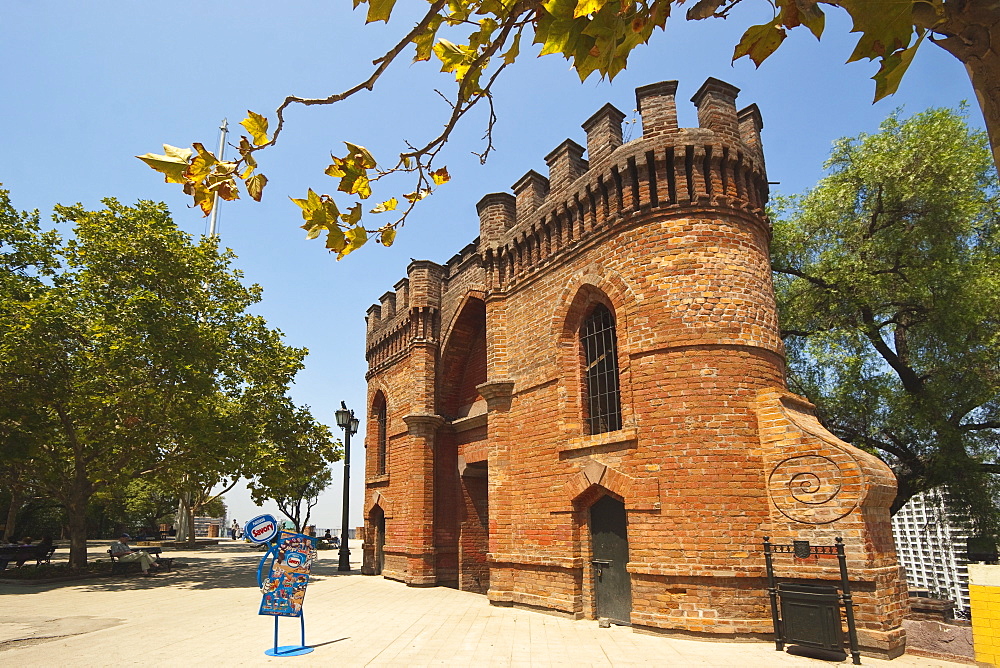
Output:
top-left (777, 582), bottom-right (843, 652)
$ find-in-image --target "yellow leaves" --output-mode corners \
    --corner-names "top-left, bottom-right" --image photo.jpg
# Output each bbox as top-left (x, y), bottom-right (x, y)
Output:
top-left (142, 142), bottom-right (222, 216)
top-left (341, 202), bottom-right (363, 226)
top-left (430, 167), bottom-right (450, 185)
top-left (292, 188), bottom-right (340, 239)
top-left (574, 0), bottom-right (612, 18)
top-left (246, 174), bottom-right (268, 202)
top-left (792, 0), bottom-right (826, 40)
top-left (185, 143), bottom-right (217, 183)
top-left (137, 145), bottom-right (192, 184)
top-left (840, 0), bottom-right (917, 61)
top-left (502, 33), bottom-right (521, 65)
top-left (535, 1), bottom-right (664, 83)
top-left (733, 20), bottom-right (787, 68)
top-left (325, 142), bottom-right (377, 199)
top-left (325, 226), bottom-right (346, 252)
top-left (342, 225), bottom-right (368, 259)
top-left (363, 0), bottom-right (397, 23)
top-left (290, 190), bottom-right (367, 260)
top-left (685, 0), bottom-right (725, 21)
top-left (378, 226), bottom-right (396, 247)
top-left (240, 111), bottom-right (270, 146)
top-left (433, 39), bottom-right (478, 84)
top-left (873, 36), bottom-right (922, 101)
top-left (404, 188), bottom-right (431, 203)
top-left (370, 197), bottom-right (398, 214)
top-left (412, 15), bottom-right (443, 62)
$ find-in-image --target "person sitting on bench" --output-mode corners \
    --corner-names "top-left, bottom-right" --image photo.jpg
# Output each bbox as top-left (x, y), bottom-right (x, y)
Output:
top-left (110, 534), bottom-right (159, 575)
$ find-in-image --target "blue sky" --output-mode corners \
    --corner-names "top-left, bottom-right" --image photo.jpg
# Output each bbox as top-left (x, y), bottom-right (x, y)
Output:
top-left (2, 2), bottom-right (978, 532)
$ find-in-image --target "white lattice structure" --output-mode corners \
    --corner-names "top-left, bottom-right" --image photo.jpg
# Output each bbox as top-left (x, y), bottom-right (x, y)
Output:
top-left (891, 487), bottom-right (970, 614)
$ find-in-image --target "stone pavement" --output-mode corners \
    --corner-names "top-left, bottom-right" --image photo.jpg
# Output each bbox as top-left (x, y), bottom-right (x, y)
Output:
top-left (0, 541), bottom-right (969, 667)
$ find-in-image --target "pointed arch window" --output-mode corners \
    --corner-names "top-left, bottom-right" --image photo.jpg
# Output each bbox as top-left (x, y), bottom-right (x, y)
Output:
top-left (581, 303), bottom-right (622, 434)
top-left (373, 394), bottom-right (388, 475)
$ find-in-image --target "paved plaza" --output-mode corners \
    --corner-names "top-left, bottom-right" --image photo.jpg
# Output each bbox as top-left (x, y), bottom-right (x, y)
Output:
top-left (0, 541), bottom-right (970, 667)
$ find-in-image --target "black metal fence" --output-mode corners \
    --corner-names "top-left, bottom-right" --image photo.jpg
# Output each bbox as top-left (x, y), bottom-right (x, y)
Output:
top-left (763, 536), bottom-right (861, 665)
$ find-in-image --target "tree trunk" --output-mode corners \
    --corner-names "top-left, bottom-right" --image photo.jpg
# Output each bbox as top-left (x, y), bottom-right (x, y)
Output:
top-left (934, 0), bottom-right (1000, 169)
top-left (66, 494), bottom-right (90, 569)
top-left (175, 491), bottom-right (192, 545)
top-left (2, 484), bottom-right (22, 542)
top-left (186, 503), bottom-right (197, 547)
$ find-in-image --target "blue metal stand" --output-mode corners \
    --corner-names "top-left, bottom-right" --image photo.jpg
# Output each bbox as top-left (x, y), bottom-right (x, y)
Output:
top-left (263, 613), bottom-right (313, 657)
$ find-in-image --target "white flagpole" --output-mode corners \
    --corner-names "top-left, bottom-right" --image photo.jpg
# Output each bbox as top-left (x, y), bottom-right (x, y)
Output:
top-left (208, 118), bottom-right (228, 238)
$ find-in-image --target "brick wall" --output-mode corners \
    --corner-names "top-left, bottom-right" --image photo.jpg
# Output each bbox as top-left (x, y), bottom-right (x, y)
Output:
top-left (362, 77), bottom-right (907, 658)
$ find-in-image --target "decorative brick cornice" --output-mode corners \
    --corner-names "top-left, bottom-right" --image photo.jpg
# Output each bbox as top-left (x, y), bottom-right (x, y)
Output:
top-left (403, 413), bottom-right (445, 437)
top-left (476, 379), bottom-right (515, 412)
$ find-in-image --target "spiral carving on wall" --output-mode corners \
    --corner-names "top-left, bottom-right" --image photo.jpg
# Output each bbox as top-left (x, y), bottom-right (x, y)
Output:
top-left (768, 454), bottom-right (857, 524)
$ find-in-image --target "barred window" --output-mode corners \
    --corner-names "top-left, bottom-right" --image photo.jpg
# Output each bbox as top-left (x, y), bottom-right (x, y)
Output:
top-left (581, 303), bottom-right (622, 434)
top-left (375, 396), bottom-right (387, 475)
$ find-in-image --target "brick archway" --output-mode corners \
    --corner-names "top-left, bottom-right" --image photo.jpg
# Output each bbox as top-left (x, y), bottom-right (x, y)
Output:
top-left (550, 270), bottom-right (638, 435)
top-left (549, 268), bottom-right (636, 344)
top-left (366, 491), bottom-right (394, 519)
top-left (562, 461), bottom-right (662, 512)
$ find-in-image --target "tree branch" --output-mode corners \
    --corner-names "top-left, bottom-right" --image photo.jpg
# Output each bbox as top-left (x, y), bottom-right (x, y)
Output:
top-left (960, 420), bottom-right (1000, 431)
top-left (859, 306), bottom-right (925, 394)
top-left (267, 1), bottom-right (450, 150)
top-left (771, 263), bottom-right (835, 290)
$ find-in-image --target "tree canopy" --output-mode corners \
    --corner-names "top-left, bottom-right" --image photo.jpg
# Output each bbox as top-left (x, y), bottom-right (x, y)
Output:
top-left (0, 193), bottom-right (336, 566)
top-left (771, 106), bottom-right (1000, 533)
top-left (139, 0), bottom-right (1000, 256)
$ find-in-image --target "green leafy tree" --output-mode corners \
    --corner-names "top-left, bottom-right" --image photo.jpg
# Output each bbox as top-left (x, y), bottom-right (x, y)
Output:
top-left (0, 189), bottom-right (61, 541)
top-left (199, 496), bottom-right (227, 520)
top-left (162, 370), bottom-right (335, 546)
top-left (249, 415), bottom-right (339, 533)
top-left (771, 106), bottom-right (1000, 534)
top-left (88, 478), bottom-right (179, 537)
top-left (0, 194), bottom-right (320, 567)
top-left (140, 0), bottom-right (1000, 252)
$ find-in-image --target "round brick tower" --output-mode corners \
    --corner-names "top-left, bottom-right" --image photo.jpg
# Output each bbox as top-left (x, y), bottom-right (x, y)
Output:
top-left (363, 78), bottom-right (907, 659)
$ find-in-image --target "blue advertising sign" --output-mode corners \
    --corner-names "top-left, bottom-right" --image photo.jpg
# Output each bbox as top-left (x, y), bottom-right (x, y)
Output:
top-left (257, 531), bottom-right (317, 617)
top-left (244, 514), bottom-right (279, 544)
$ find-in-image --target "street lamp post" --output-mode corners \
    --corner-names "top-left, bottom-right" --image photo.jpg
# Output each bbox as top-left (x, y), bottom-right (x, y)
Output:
top-left (335, 402), bottom-right (359, 572)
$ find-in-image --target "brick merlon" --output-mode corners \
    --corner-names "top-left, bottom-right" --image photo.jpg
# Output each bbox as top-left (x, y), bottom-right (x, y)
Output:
top-left (635, 80), bottom-right (679, 135)
top-left (476, 192), bottom-right (516, 215)
top-left (582, 102), bottom-right (627, 134)
top-left (512, 170), bottom-right (549, 224)
top-left (690, 77), bottom-right (740, 107)
top-left (691, 77), bottom-right (741, 138)
top-left (543, 138), bottom-right (586, 166)
top-left (406, 258), bottom-right (444, 274)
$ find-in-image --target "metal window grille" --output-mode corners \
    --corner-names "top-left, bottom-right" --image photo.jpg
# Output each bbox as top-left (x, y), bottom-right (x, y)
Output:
top-left (376, 401), bottom-right (387, 475)
top-left (581, 304), bottom-right (622, 434)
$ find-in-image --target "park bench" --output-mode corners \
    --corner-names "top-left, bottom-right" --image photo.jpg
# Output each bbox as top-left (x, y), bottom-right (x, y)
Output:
top-left (107, 547), bottom-right (173, 575)
top-left (0, 545), bottom-right (57, 571)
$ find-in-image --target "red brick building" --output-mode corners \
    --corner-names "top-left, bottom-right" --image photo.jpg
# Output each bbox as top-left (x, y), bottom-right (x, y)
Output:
top-left (361, 78), bottom-right (907, 657)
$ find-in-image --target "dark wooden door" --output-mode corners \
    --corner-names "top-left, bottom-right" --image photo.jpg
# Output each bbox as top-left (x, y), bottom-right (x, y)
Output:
top-left (375, 514), bottom-right (385, 575)
top-left (590, 495), bottom-right (631, 624)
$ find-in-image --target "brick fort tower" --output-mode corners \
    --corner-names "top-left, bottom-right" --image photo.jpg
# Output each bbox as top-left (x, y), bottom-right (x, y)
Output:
top-left (361, 78), bottom-right (908, 657)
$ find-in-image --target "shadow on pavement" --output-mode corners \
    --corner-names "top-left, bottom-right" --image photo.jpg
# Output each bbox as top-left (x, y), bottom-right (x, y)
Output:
top-left (0, 544), bottom-right (360, 595)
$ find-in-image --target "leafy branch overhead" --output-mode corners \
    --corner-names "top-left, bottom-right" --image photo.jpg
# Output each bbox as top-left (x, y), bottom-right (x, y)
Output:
top-left (139, 0), bottom-right (987, 257)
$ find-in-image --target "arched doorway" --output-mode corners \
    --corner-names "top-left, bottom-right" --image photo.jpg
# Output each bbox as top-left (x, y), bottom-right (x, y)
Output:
top-left (589, 495), bottom-right (631, 624)
top-left (437, 297), bottom-right (489, 591)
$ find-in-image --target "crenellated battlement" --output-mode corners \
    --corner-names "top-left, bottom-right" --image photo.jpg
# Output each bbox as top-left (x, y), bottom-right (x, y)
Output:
top-left (478, 77), bottom-right (768, 290)
top-left (366, 77), bottom-right (768, 350)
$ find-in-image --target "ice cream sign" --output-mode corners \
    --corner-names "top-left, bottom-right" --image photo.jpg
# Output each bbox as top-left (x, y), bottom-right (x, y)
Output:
top-left (245, 514), bottom-right (279, 544)
top-left (253, 530), bottom-right (318, 657)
